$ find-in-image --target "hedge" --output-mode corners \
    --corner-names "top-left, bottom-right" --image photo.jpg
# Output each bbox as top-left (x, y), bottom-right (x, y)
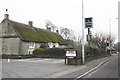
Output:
top-left (2, 47), bottom-right (110, 59)
top-left (2, 54), bottom-right (34, 59)
top-left (33, 48), bottom-right (66, 58)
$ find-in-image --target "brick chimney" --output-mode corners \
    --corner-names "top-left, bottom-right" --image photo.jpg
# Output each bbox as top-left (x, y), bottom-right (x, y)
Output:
top-left (28, 21), bottom-right (33, 27)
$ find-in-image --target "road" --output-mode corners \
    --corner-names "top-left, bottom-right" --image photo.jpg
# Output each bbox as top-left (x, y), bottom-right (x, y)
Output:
top-left (2, 58), bottom-right (66, 78)
top-left (83, 54), bottom-right (118, 78)
top-left (2, 54), bottom-right (119, 80)
top-left (57, 54), bottom-right (118, 80)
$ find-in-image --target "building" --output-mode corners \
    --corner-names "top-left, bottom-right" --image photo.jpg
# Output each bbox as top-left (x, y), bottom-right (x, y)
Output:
top-left (0, 14), bottom-right (67, 55)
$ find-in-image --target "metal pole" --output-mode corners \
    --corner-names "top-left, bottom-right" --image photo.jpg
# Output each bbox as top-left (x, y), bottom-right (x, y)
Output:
top-left (82, 0), bottom-right (85, 64)
top-left (109, 19), bottom-right (111, 55)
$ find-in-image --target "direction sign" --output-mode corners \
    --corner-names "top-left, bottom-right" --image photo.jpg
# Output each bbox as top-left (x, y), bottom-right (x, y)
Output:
top-left (85, 17), bottom-right (93, 28)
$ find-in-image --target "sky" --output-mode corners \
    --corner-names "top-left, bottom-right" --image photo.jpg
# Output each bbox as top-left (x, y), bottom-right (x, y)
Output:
top-left (0, 0), bottom-right (119, 43)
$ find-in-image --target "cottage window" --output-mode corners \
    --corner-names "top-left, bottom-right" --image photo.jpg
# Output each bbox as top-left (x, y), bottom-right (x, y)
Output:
top-left (28, 49), bottom-right (34, 54)
top-left (48, 42), bottom-right (53, 48)
top-left (29, 42), bottom-right (35, 48)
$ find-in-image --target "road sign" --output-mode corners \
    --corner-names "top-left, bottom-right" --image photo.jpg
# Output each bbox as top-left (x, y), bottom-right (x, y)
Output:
top-left (85, 17), bottom-right (93, 28)
top-left (66, 51), bottom-right (76, 57)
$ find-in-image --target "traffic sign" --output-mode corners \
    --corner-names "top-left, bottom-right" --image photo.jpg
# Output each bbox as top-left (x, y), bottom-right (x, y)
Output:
top-left (85, 17), bottom-right (93, 28)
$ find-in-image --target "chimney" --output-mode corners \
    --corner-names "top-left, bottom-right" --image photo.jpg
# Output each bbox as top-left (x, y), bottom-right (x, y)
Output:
top-left (56, 30), bottom-right (59, 34)
top-left (4, 14), bottom-right (9, 19)
top-left (47, 27), bottom-right (51, 32)
top-left (28, 21), bottom-right (33, 27)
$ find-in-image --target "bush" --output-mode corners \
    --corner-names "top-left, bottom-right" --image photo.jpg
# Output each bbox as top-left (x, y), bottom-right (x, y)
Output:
top-left (2, 54), bottom-right (34, 59)
top-left (33, 48), bottom-right (66, 58)
top-left (85, 47), bottom-right (110, 59)
top-left (33, 48), bottom-right (44, 55)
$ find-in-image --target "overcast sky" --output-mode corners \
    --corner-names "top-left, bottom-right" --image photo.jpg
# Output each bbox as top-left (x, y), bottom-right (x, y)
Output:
top-left (0, 0), bottom-right (119, 42)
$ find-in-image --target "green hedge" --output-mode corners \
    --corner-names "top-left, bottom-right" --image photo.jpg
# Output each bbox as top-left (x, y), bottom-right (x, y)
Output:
top-left (33, 47), bottom-right (110, 59)
top-left (85, 47), bottom-right (110, 60)
top-left (33, 48), bottom-right (66, 58)
top-left (2, 47), bottom-right (110, 59)
top-left (2, 54), bottom-right (34, 59)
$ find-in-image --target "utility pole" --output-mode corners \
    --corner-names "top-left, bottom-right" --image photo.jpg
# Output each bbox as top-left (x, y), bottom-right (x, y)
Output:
top-left (109, 19), bottom-right (111, 55)
top-left (108, 18), bottom-right (118, 54)
top-left (82, 0), bottom-right (85, 64)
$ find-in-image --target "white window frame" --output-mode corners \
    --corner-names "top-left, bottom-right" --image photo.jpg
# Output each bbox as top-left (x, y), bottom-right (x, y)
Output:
top-left (29, 42), bottom-right (35, 48)
top-left (28, 49), bottom-right (34, 54)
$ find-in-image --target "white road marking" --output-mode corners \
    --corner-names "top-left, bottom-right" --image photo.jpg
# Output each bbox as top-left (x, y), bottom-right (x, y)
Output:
top-left (74, 62), bottom-right (104, 80)
top-left (86, 70), bottom-right (97, 77)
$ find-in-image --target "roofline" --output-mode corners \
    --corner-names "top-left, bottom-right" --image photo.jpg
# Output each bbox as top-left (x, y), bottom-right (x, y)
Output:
top-left (22, 40), bottom-right (67, 45)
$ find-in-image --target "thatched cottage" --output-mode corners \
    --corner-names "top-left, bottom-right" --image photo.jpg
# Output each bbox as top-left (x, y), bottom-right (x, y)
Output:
top-left (0, 14), bottom-right (67, 55)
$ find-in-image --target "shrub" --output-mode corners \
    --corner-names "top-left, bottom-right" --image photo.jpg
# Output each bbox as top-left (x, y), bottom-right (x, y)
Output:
top-left (2, 54), bottom-right (33, 59)
top-left (33, 48), bottom-right (66, 58)
top-left (33, 48), bottom-right (44, 55)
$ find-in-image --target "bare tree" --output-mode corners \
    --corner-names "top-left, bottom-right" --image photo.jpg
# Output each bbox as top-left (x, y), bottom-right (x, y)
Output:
top-left (91, 33), bottom-right (116, 48)
top-left (60, 28), bottom-right (70, 39)
top-left (45, 20), bottom-right (57, 32)
top-left (77, 35), bottom-right (82, 45)
top-left (60, 27), bottom-right (76, 40)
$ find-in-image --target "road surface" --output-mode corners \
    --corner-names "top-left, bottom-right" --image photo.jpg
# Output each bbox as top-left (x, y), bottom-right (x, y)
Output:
top-left (2, 54), bottom-right (119, 80)
top-left (83, 54), bottom-right (118, 78)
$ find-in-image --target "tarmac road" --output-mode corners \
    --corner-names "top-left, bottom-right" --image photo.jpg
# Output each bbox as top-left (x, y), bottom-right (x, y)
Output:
top-left (2, 54), bottom-right (119, 80)
top-left (83, 54), bottom-right (118, 78)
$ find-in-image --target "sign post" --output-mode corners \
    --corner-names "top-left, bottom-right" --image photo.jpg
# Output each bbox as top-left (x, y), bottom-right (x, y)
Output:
top-left (85, 17), bottom-right (93, 56)
top-left (65, 50), bottom-right (79, 65)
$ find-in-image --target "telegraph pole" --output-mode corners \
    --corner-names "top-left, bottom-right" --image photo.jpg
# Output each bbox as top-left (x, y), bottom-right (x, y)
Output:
top-left (109, 19), bottom-right (111, 55)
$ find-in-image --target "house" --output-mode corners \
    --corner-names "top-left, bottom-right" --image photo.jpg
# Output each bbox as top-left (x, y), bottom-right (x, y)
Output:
top-left (0, 14), bottom-right (67, 55)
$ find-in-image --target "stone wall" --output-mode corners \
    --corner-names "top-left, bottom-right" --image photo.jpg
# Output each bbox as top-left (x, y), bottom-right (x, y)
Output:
top-left (21, 42), bottom-right (29, 54)
top-left (0, 23), bottom-right (2, 54)
top-left (2, 38), bottom-right (21, 55)
top-left (0, 38), bottom-right (2, 54)
top-left (0, 19), bottom-right (21, 55)
top-left (1, 20), bottom-right (17, 37)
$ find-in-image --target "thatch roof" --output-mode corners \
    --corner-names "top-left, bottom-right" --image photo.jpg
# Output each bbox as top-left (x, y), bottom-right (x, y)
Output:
top-left (3, 19), bottom-right (67, 45)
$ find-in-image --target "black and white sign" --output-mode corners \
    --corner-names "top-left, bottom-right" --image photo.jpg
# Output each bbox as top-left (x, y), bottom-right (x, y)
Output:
top-left (85, 17), bottom-right (93, 28)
